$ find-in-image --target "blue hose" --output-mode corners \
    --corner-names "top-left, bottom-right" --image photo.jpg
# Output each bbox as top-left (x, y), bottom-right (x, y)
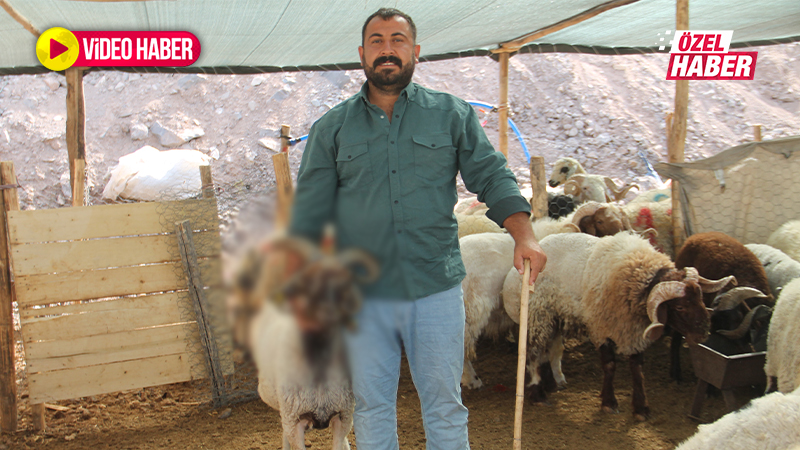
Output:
top-left (468, 101), bottom-right (530, 164)
top-left (290, 100), bottom-right (531, 164)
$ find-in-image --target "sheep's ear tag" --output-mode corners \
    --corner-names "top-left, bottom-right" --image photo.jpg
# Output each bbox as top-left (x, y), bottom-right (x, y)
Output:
top-left (643, 323), bottom-right (664, 341)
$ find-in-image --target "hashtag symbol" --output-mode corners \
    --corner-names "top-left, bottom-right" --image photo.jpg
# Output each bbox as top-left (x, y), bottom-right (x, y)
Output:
top-left (656, 30), bottom-right (673, 51)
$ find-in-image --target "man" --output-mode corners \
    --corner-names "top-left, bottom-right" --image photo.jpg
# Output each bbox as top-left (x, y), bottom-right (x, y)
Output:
top-left (289, 8), bottom-right (547, 449)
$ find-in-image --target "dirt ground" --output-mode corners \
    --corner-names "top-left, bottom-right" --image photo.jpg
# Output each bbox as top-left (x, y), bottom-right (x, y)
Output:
top-left (0, 336), bottom-right (760, 450)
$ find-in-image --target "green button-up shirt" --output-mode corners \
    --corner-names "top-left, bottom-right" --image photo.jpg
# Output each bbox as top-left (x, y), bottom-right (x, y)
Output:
top-left (289, 81), bottom-right (530, 300)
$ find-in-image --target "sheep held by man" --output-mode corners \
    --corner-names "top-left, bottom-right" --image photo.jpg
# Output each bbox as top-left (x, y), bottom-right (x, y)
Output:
top-left (675, 386), bottom-right (800, 450)
top-left (502, 232), bottom-right (733, 420)
top-left (249, 238), bottom-right (378, 450)
top-left (745, 243), bottom-right (800, 299)
top-left (767, 220), bottom-right (800, 264)
top-left (459, 221), bottom-right (579, 389)
top-left (765, 278), bottom-right (800, 394)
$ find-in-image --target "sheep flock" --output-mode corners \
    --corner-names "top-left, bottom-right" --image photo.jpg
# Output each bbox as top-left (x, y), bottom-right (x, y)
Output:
top-left (228, 155), bottom-right (800, 448)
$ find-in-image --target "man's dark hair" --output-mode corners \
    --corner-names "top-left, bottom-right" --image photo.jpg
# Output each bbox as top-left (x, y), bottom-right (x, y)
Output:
top-left (361, 8), bottom-right (417, 46)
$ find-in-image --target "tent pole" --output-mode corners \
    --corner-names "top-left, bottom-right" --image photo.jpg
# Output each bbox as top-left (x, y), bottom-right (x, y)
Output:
top-left (668, 0), bottom-right (688, 252)
top-left (0, 0), bottom-right (40, 37)
top-left (498, 52), bottom-right (509, 160)
top-left (66, 67), bottom-right (87, 201)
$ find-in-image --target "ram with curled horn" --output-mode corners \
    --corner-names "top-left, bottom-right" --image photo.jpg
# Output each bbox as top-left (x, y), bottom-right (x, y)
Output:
top-left (501, 232), bottom-right (734, 421)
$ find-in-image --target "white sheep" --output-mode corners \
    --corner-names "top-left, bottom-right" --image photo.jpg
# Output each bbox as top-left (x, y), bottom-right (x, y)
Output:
top-left (765, 278), bottom-right (800, 394)
top-left (674, 385), bottom-right (800, 450)
top-left (622, 200), bottom-right (674, 257)
top-left (459, 219), bottom-right (579, 389)
top-left (247, 239), bottom-right (377, 450)
top-left (548, 157), bottom-right (586, 188)
top-left (251, 302), bottom-right (354, 450)
top-left (563, 174), bottom-right (639, 204)
top-left (767, 220), bottom-right (800, 264)
top-left (456, 212), bottom-right (504, 238)
top-left (745, 244), bottom-right (800, 299)
top-left (502, 232), bottom-right (732, 419)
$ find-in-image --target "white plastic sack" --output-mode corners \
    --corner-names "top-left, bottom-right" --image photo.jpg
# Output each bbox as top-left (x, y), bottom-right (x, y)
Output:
top-left (102, 145), bottom-right (211, 201)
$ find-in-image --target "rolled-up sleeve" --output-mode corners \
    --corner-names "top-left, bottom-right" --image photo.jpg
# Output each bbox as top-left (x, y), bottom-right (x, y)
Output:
top-left (456, 104), bottom-right (531, 227)
top-left (288, 123), bottom-right (338, 242)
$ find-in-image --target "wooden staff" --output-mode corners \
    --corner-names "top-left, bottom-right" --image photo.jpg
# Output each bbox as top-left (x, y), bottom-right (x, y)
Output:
top-left (513, 259), bottom-right (532, 450)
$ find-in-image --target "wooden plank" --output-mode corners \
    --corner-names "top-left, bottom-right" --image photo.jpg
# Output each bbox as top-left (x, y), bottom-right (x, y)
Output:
top-left (27, 336), bottom-right (189, 373)
top-left (14, 258), bottom-right (221, 307)
top-left (12, 230), bottom-right (220, 276)
top-left (199, 165), bottom-right (214, 199)
top-left (494, 0), bottom-right (639, 52)
top-left (24, 321), bottom-right (198, 361)
top-left (0, 161), bottom-right (18, 432)
top-left (28, 353), bottom-right (194, 404)
top-left (7, 198), bottom-right (218, 244)
top-left (21, 292), bottom-right (185, 319)
top-left (20, 293), bottom-right (188, 342)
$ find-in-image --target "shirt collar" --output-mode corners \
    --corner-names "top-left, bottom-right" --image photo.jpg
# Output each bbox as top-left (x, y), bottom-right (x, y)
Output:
top-left (358, 81), bottom-right (418, 108)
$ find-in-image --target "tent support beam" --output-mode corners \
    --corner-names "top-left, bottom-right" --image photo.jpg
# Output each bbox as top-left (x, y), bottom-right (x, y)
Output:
top-left (668, 0), bottom-right (689, 251)
top-left (492, 0), bottom-right (639, 53)
top-left (0, 0), bottom-right (40, 36)
top-left (66, 67), bottom-right (87, 202)
top-left (498, 53), bottom-right (509, 159)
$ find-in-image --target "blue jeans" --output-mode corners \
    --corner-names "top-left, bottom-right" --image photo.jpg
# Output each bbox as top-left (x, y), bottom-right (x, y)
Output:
top-left (345, 285), bottom-right (469, 450)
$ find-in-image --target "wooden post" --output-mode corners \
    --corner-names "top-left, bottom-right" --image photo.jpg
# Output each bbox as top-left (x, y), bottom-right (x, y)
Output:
top-left (753, 125), bottom-right (762, 142)
top-left (66, 67), bottom-right (86, 197)
top-left (272, 153), bottom-right (294, 229)
top-left (513, 260), bottom-right (531, 450)
top-left (71, 159), bottom-right (85, 207)
top-left (176, 220), bottom-right (226, 405)
top-left (498, 53), bottom-right (510, 159)
top-left (668, 0), bottom-right (689, 252)
top-left (280, 124), bottom-right (291, 153)
top-left (0, 162), bottom-right (19, 432)
top-left (199, 165), bottom-right (214, 200)
top-left (528, 156), bottom-right (548, 220)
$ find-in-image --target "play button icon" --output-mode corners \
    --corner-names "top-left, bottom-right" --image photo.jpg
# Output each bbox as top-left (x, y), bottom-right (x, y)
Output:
top-left (36, 27), bottom-right (79, 71)
top-left (50, 38), bottom-right (69, 59)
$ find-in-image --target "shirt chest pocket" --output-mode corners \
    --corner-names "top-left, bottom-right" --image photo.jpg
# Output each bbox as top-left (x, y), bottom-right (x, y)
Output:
top-left (336, 143), bottom-right (374, 186)
top-left (412, 133), bottom-right (457, 184)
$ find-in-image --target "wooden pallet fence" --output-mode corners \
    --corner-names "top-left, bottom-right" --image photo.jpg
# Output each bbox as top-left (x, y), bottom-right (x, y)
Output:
top-left (8, 198), bottom-right (231, 405)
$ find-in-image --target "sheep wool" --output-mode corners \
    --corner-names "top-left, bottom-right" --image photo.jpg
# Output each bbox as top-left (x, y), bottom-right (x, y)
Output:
top-left (765, 278), bottom-right (800, 394)
top-left (675, 386), bottom-right (800, 450)
top-left (767, 220), bottom-right (800, 264)
top-left (581, 232), bottom-right (674, 355)
top-left (745, 244), bottom-right (800, 299)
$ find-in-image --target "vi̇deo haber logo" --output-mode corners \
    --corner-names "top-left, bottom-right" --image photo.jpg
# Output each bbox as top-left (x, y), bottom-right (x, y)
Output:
top-left (656, 30), bottom-right (757, 80)
top-left (36, 27), bottom-right (200, 71)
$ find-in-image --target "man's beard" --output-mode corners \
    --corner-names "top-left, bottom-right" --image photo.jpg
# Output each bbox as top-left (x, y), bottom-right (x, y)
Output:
top-left (363, 55), bottom-right (415, 95)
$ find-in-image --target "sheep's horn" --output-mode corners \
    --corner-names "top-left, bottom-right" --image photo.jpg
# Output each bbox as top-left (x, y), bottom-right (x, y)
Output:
top-left (563, 179), bottom-right (581, 197)
top-left (683, 267), bottom-right (737, 293)
top-left (711, 287), bottom-right (768, 312)
top-left (643, 281), bottom-right (686, 341)
top-left (563, 223), bottom-right (581, 233)
top-left (717, 305), bottom-right (770, 339)
top-left (614, 184), bottom-right (640, 201)
top-left (570, 201), bottom-right (604, 226)
top-left (338, 248), bottom-right (380, 284)
top-left (637, 228), bottom-right (658, 239)
top-left (603, 177), bottom-right (622, 195)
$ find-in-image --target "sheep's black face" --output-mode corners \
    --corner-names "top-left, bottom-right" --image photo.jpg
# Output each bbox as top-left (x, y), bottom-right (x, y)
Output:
top-left (665, 284), bottom-right (710, 345)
